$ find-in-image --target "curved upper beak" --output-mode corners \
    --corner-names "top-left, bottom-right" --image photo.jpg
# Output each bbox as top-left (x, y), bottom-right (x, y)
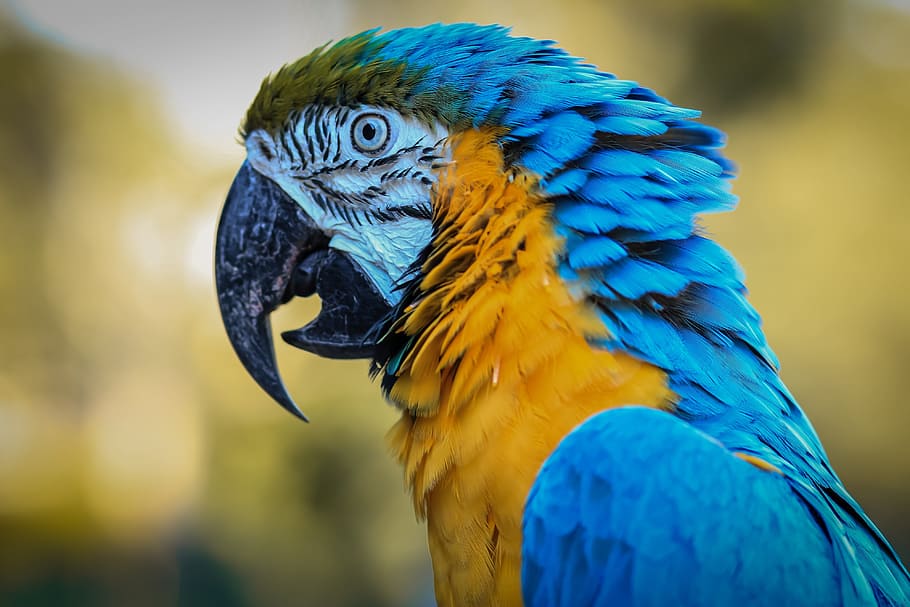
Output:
top-left (215, 162), bottom-right (322, 420)
top-left (214, 162), bottom-right (391, 420)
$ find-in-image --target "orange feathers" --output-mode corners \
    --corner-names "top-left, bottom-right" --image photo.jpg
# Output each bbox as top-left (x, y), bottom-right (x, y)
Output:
top-left (385, 131), bottom-right (674, 606)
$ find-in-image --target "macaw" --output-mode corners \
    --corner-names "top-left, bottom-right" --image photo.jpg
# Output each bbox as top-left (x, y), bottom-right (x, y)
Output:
top-left (214, 24), bottom-right (909, 606)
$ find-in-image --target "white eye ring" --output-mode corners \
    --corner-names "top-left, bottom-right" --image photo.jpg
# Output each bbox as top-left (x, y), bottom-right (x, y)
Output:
top-left (351, 112), bottom-right (392, 154)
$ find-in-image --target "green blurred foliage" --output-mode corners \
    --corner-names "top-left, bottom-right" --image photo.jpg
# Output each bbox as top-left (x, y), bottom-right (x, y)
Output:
top-left (0, 10), bottom-right (428, 607)
top-left (0, 1), bottom-right (908, 605)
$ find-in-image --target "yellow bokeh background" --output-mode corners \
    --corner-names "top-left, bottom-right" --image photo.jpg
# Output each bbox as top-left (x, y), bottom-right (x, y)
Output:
top-left (1, 1), bottom-right (907, 605)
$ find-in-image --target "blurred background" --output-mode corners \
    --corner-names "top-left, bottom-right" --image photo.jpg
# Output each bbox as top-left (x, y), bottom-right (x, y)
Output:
top-left (0, 0), bottom-right (908, 605)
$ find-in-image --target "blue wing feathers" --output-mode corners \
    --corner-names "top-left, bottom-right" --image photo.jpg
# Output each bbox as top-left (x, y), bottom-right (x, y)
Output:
top-left (523, 408), bottom-right (843, 607)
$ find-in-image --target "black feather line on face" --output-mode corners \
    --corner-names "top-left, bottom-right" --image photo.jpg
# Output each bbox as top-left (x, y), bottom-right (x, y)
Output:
top-left (279, 105), bottom-right (440, 230)
top-left (307, 159), bottom-right (363, 178)
top-left (279, 130), bottom-right (294, 158)
top-left (337, 107), bottom-right (351, 127)
top-left (304, 171), bottom-right (431, 225)
top-left (313, 115), bottom-right (326, 152)
top-left (312, 192), bottom-right (328, 212)
top-left (292, 133), bottom-right (309, 168)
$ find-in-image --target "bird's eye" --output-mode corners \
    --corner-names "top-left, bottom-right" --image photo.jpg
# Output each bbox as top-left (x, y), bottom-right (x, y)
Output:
top-left (351, 113), bottom-right (391, 154)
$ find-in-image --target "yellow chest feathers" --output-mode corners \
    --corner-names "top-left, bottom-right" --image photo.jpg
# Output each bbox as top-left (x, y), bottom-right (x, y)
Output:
top-left (383, 131), bottom-right (673, 606)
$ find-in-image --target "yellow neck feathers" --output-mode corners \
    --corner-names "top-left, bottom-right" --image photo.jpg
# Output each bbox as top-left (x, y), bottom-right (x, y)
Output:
top-left (384, 130), bottom-right (673, 607)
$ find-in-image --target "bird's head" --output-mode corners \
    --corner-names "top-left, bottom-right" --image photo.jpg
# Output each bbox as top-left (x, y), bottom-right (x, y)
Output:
top-left (215, 24), bottom-right (736, 420)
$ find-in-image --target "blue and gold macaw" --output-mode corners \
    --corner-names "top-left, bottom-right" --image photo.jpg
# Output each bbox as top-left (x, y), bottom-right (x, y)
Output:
top-left (214, 24), bottom-right (909, 606)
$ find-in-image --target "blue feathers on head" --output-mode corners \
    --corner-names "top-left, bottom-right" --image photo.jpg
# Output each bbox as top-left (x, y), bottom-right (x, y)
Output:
top-left (377, 24), bottom-right (766, 418)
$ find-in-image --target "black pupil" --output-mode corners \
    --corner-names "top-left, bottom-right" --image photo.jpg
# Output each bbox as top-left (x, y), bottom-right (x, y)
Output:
top-left (361, 122), bottom-right (377, 142)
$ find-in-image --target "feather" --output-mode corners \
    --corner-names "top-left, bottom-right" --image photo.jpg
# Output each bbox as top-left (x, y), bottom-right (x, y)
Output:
top-left (567, 236), bottom-right (627, 270)
top-left (599, 99), bottom-right (702, 121)
top-left (596, 257), bottom-right (690, 300)
top-left (583, 149), bottom-right (655, 177)
top-left (524, 407), bottom-right (843, 607)
top-left (541, 168), bottom-right (589, 195)
top-left (594, 115), bottom-right (669, 136)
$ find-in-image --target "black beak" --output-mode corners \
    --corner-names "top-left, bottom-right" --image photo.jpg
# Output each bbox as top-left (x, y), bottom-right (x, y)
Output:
top-left (215, 162), bottom-right (390, 420)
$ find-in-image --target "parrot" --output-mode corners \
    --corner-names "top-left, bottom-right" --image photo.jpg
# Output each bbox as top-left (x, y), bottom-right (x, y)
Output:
top-left (213, 23), bottom-right (910, 607)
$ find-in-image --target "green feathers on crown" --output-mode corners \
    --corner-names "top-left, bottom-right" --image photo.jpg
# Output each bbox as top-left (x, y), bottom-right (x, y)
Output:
top-left (241, 30), bottom-right (452, 137)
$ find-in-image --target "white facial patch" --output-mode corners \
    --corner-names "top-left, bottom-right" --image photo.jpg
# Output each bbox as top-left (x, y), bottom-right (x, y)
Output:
top-left (245, 105), bottom-right (450, 304)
